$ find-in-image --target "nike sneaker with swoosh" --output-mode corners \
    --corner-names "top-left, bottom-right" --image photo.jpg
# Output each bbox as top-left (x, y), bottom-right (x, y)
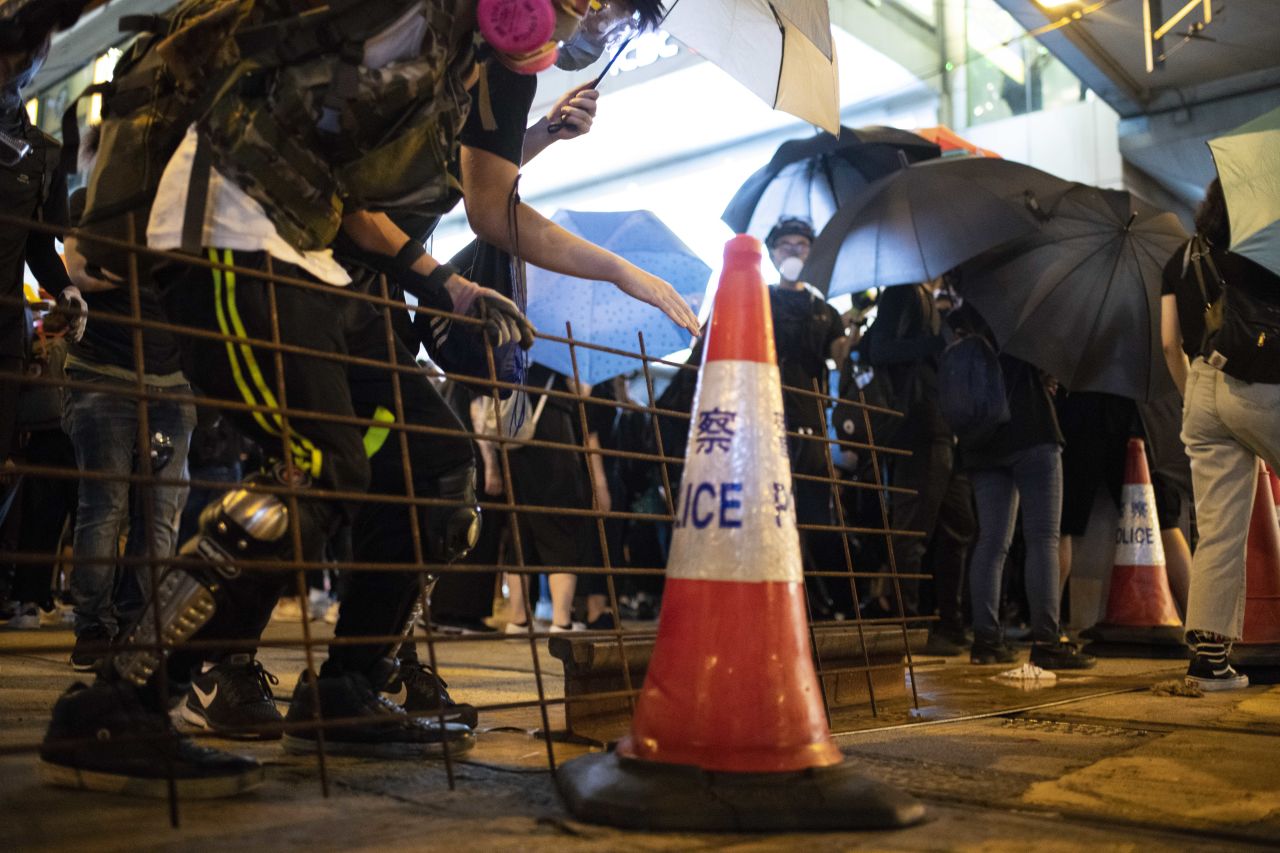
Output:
top-left (383, 661), bottom-right (479, 728)
top-left (282, 671), bottom-right (475, 759)
top-left (181, 654), bottom-right (284, 740)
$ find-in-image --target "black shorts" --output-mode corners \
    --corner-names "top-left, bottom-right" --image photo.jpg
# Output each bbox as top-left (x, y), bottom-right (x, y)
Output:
top-left (1060, 424), bottom-right (1183, 535)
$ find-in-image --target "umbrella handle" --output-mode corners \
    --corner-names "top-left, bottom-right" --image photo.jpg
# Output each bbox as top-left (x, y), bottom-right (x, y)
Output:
top-left (546, 35), bottom-right (634, 134)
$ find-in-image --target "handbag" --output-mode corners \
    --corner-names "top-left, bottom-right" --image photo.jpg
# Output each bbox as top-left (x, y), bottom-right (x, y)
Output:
top-left (473, 373), bottom-right (555, 448)
top-left (1187, 235), bottom-right (1280, 384)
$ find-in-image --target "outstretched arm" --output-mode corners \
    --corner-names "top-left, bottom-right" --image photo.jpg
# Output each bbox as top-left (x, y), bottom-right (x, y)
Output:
top-left (341, 209), bottom-right (533, 347)
top-left (461, 146), bottom-right (701, 336)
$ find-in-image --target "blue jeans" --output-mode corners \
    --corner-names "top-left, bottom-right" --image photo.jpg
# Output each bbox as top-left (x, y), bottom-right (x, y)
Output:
top-left (64, 370), bottom-right (196, 636)
top-left (178, 462), bottom-right (243, 543)
top-left (969, 443), bottom-right (1063, 642)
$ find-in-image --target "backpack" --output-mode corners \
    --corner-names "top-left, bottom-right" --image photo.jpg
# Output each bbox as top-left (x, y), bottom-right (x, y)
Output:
top-left (1185, 234), bottom-right (1280, 384)
top-left (67, 0), bottom-right (474, 279)
top-left (831, 351), bottom-right (904, 459)
top-left (937, 331), bottom-right (1010, 445)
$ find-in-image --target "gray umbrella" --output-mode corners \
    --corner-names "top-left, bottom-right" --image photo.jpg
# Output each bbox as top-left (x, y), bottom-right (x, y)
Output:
top-left (958, 184), bottom-right (1188, 401)
top-left (801, 157), bottom-right (1069, 298)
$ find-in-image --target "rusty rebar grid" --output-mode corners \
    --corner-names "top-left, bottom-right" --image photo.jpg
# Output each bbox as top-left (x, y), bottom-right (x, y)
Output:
top-left (0, 219), bottom-right (930, 823)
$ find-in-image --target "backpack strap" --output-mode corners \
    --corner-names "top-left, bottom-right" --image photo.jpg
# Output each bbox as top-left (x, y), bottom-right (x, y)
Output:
top-left (181, 131), bottom-right (213, 252)
top-left (1185, 234), bottom-right (1229, 358)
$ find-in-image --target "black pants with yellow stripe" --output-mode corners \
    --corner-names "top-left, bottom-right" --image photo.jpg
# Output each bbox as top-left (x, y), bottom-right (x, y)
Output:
top-left (157, 250), bottom-right (474, 679)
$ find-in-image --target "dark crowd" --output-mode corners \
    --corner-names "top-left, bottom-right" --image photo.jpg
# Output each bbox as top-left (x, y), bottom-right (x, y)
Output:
top-left (1, 0), bottom-right (1279, 803)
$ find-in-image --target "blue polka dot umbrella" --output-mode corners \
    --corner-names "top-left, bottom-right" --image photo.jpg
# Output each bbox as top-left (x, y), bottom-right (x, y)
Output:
top-left (526, 210), bottom-right (710, 386)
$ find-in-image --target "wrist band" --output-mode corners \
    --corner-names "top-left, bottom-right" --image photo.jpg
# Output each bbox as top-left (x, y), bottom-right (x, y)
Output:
top-left (393, 239), bottom-right (427, 274)
top-left (424, 262), bottom-right (459, 293)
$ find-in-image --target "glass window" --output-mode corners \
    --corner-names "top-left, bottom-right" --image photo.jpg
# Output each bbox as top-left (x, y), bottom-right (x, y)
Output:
top-left (890, 0), bottom-right (937, 25)
top-left (962, 0), bottom-right (1083, 125)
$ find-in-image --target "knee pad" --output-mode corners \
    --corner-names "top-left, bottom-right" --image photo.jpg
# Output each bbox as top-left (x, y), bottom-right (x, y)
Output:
top-left (112, 469), bottom-right (300, 687)
top-left (188, 467), bottom-right (297, 570)
top-left (112, 567), bottom-right (219, 687)
top-left (428, 465), bottom-right (481, 564)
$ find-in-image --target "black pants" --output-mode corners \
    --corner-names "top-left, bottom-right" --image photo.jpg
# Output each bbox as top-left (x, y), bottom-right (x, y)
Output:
top-left (922, 469), bottom-right (975, 632)
top-left (7, 430), bottom-right (78, 607)
top-left (158, 250), bottom-right (473, 679)
top-left (887, 432), bottom-right (954, 616)
top-left (794, 476), bottom-right (847, 614)
top-left (0, 355), bottom-right (22, 477)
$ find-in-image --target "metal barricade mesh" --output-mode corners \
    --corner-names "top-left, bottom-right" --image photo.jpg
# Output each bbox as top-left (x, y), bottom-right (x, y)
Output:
top-left (0, 213), bottom-right (928, 825)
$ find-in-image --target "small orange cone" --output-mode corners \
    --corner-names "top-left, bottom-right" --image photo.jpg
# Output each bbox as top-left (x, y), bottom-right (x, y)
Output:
top-left (1234, 463), bottom-right (1280, 668)
top-left (556, 236), bottom-right (924, 830)
top-left (1082, 438), bottom-right (1184, 655)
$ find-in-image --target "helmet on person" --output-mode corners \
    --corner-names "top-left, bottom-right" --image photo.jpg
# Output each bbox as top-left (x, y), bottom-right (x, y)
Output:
top-left (764, 217), bottom-right (815, 250)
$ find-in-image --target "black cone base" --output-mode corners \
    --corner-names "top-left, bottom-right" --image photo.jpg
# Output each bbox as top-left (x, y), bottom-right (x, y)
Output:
top-left (1233, 642), bottom-right (1280, 672)
top-left (1081, 623), bottom-right (1187, 658)
top-left (556, 751), bottom-right (926, 831)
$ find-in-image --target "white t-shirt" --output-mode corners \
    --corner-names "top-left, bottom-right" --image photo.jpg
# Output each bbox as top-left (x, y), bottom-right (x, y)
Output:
top-left (146, 125), bottom-right (352, 285)
top-left (145, 3), bottom-right (432, 286)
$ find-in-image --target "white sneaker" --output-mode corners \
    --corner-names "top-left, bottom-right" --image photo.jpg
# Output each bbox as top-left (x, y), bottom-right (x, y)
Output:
top-left (549, 622), bottom-right (586, 634)
top-left (307, 588), bottom-right (331, 616)
top-left (504, 620), bottom-right (532, 635)
top-left (40, 603), bottom-right (75, 627)
top-left (5, 603), bottom-right (40, 630)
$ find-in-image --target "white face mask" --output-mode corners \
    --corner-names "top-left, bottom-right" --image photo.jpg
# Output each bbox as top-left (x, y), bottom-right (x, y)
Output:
top-left (778, 256), bottom-right (804, 282)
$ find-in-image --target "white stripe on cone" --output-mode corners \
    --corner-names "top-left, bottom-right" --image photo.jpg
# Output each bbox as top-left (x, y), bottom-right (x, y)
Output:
top-left (1115, 481), bottom-right (1165, 567)
top-left (666, 360), bottom-right (802, 584)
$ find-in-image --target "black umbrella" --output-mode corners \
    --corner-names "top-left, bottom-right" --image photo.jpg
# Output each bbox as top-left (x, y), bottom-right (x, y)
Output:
top-left (720, 126), bottom-right (939, 238)
top-left (958, 184), bottom-right (1188, 401)
top-left (802, 157), bottom-right (1069, 297)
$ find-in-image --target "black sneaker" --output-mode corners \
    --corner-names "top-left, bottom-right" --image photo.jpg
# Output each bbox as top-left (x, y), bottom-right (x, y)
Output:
top-left (282, 671), bottom-right (475, 758)
top-left (1185, 632), bottom-right (1249, 691)
top-left (384, 661), bottom-right (479, 728)
top-left (924, 627), bottom-right (968, 657)
top-left (181, 654), bottom-right (284, 740)
top-left (70, 625), bottom-right (113, 672)
top-left (1030, 638), bottom-right (1097, 670)
top-left (970, 635), bottom-right (1017, 665)
top-left (39, 681), bottom-right (263, 799)
top-left (586, 612), bottom-right (617, 631)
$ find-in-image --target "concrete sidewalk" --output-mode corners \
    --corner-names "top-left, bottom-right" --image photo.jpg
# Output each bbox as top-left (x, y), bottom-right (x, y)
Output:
top-left (2, 620), bottom-right (1278, 851)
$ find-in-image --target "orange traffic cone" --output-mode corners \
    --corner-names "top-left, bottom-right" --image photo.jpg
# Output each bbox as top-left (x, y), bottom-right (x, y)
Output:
top-left (556, 236), bottom-right (924, 830)
top-left (1082, 438), bottom-right (1184, 656)
top-left (1234, 463), bottom-right (1280, 668)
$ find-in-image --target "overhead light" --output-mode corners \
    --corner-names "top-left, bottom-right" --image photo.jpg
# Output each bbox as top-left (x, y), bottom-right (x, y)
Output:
top-left (1034, 1), bottom-right (1081, 8)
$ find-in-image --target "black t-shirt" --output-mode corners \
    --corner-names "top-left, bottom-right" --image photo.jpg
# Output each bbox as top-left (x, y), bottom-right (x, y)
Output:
top-left (948, 303), bottom-right (1062, 467)
top-left (64, 189), bottom-right (183, 375)
top-left (1161, 239), bottom-right (1280, 359)
top-left (587, 379), bottom-right (619, 444)
top-left (0, 120), bottom-right (66, 358)
top-left (391, 60), bottom-right (537, 244)
top-left (962, 354), bottom-right (1063, 468)
top-left (769, 285), bottom-right (843, 431)
top-left (512, 363), bottom-right (592, 506)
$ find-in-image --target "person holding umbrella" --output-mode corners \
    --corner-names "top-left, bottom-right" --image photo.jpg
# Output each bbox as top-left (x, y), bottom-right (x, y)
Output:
top-left (1161, 179), bottom-right (1280, 691)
